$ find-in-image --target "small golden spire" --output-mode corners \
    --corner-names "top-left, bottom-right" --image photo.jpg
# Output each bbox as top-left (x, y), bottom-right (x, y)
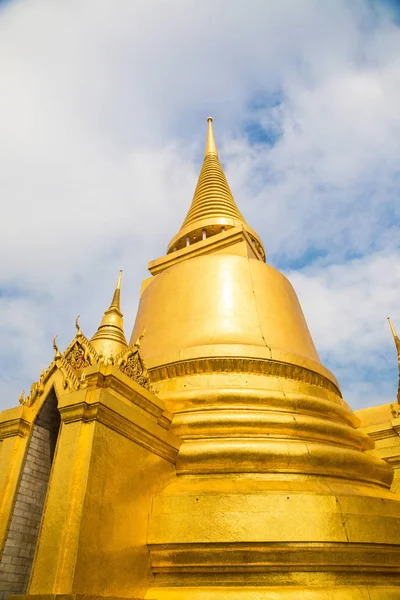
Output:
top-left (205, 117), bottom-right (218, 157)
top-left (90, 270), bottom-right (127, 359)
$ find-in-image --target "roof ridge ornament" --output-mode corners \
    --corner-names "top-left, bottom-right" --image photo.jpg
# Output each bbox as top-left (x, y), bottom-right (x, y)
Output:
top-left (75, 315), bottom-right (83, 337)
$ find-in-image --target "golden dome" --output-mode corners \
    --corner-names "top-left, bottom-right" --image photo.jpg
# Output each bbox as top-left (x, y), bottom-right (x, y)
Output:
top-left (132, 253), bottom-right (324, 375)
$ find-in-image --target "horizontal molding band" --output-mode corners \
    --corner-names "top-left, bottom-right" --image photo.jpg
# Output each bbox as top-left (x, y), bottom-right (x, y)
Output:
top-left (171, 410), bottom-right (373, 451)
top-left (0, 418), bottom-right (30, 439)
top-left (150, 541), bottom-right (400, 571)
top-left (90, 370), bottom-right (165, 421)
top-left (150, 570), bottom-right (400, 588)
top-left (59, 402), bottom-right (178, 464)
top-left (149, 357), bottom-right (341, 397)
top-left (175, 438), bottom-right (393, 487)
top-left (160, 388), bottom-right (358, 429)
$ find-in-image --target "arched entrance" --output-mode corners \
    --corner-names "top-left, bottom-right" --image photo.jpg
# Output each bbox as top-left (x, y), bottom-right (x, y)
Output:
top-left (0, 389), bottom-right (61, 600)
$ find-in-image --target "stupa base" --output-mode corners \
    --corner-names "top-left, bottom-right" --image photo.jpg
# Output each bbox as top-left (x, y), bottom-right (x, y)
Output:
top-left (146, 475), bottom-right (400, 599)
top-left (146, 585), bottom-right (400, 599)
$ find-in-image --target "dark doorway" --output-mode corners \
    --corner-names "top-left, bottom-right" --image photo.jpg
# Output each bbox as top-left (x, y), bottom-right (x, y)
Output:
top-left (0, 389), bottom-right (61, 600)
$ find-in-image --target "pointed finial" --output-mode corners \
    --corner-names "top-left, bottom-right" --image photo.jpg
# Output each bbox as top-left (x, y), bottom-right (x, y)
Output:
top-left (205, 117), bottom-right (218, 157)
top-left (110, 270), bottom-right (123, 311)
top-left (75, 315), bottom-right (82, 336)
top-left (53, 335), bottom-right (61, 359)
top-left (388, 317), bottom-right (399, 342)
top-left (134, 328), bottom-right (146, 349)
top-left (18, 391), bottom-right (25, 405)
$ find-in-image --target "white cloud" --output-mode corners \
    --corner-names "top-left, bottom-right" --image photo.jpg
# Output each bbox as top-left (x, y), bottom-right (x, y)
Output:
top-left (0, 0), bottom-right (399, 411)
top-left (288, 251), bottom-right (400, 408)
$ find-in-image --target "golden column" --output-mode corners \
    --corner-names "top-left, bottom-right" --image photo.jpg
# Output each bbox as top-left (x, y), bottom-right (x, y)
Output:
top-left (130, 119), bottom-right (400, 599)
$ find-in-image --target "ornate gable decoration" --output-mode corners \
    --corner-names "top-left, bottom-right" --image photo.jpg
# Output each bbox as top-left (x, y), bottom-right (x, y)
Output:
top-left (17, 319), bottom-right (150, 408)
top-left (63, 319), bottom-right (98, 372)
top-left (116, 345), bottom-right (149, 390)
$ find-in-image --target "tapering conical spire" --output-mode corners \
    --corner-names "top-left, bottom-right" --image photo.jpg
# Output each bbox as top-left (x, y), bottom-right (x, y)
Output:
top-left (388, 317), bottom-right (400, 402)
top-left (388, 317), bottom-right (400, 349)
top-left (167, 118), bottom-right (265, 259)
top-left (91, 270), bottom-right (127, 359)
top-left (180, 116), bottom-right (244, 228)
top-left (110, 269), bottom-right (122, 309)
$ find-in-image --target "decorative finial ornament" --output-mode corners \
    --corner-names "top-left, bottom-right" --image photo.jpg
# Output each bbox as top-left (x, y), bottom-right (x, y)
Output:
top-left (134, 328), bottom-right (146, 349)
top-left (110, 270), bottom-right (123, 310)
top-left (53, 335), bottom-right (61, 359)
top-left (388, 317), bottom-right (400, 403)
top-left (75, 315), bottom-right (82, 336)
top-left (18, 391), bottom-right (25, 405)
top-left (205, 116), bottom-right (218, 157)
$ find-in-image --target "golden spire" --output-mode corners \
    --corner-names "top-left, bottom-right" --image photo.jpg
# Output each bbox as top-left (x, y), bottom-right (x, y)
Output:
top-left (167, 117), bottom-right (265, 258)
top-left (181, 116), bottom-right (244, 228)
top-left (388, 317), bottom-right (400, 348)
top-left (110, 269), bottom-right (122, 309)
top-left (91, 270), bottom-right (127, 359)
top-left (388, 317), bottom-right (400, 403)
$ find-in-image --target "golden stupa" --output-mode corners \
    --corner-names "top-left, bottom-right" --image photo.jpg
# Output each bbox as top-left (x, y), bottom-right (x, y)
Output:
top-left (1, 119), bottom-right (400, 600)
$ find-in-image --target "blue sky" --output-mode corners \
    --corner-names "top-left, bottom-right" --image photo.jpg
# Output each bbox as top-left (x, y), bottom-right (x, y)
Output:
top-left (0, 0), bottom-right (400, 411)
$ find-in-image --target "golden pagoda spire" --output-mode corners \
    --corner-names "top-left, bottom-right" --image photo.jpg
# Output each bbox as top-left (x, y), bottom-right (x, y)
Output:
top-left (388, 317), bottom-right (400, 402)
top-left (90, 270), bottom-right (127, 360)
top-left (167, 117), bottom-right (265, 258)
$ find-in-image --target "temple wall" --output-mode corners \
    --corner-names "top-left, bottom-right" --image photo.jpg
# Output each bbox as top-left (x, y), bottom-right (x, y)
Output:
top-left (393, 468), bottom-right (400, 494)
top-left (25, 377), bottom-right (180, 599)
top-left (73, 420), bottom-right (176, 598)
top-left (356, 409), bottom-right (400, 494)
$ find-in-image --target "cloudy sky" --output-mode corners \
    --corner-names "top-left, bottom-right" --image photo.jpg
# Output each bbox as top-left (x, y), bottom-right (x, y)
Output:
top-left (1, 0), bottom-right (400, 412)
